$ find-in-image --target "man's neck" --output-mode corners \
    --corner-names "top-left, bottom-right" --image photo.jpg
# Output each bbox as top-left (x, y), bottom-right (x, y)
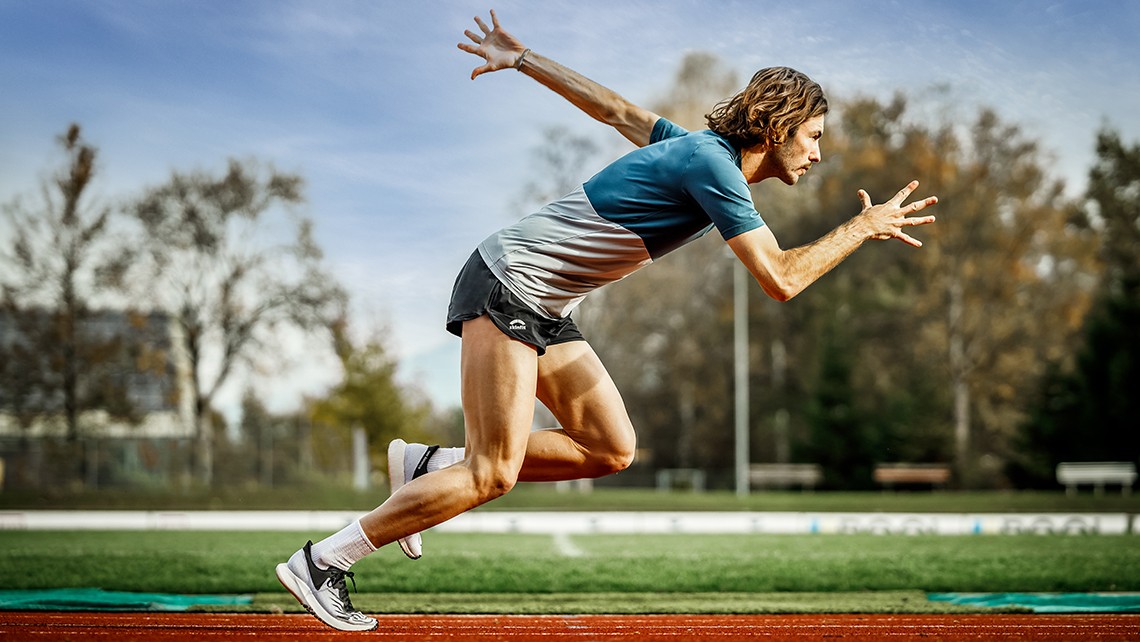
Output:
top-left (739, 143), bottom-right (774, 184)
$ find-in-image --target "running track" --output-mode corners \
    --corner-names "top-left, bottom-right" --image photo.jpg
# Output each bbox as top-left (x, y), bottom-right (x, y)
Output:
top-left (2, 613), bottom-right (1138, 641)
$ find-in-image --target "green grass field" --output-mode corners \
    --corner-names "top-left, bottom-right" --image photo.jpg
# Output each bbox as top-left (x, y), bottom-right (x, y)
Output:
top-left (2, 529), bottom-right (1137, 614)
top-left (3, 487), bottom-right (1137, 614)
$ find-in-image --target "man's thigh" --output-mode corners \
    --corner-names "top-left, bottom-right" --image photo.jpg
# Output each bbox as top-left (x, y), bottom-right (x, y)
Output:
top-left (536, 339), bottom-right (636, 452)
top-left (460, 315), bottom-right (541, 470)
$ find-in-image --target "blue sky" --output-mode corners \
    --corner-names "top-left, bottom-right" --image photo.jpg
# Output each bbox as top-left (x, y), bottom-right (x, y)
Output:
top-left (2, 1), bottom-right (1139, 413)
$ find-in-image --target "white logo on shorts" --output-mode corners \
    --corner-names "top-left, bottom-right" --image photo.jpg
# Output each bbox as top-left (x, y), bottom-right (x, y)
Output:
top-left (509, 319), bottom-right (527, 331)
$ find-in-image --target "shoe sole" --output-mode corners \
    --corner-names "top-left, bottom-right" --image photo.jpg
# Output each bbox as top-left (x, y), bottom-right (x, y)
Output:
top-left (275, 563), bottom-right (378, 632)
top-left (387, 439), bottom-right (423, 560)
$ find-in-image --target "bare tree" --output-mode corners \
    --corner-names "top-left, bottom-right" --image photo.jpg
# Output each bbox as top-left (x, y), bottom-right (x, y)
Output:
top-left (0, 124), bottom-right (120, 442)
top-left (124, 159), bottom-right (346, 485)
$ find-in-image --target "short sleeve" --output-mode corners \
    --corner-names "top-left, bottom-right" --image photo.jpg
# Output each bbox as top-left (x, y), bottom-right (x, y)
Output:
top-left (682, 143), bottom-right (766, 240)
top-left (650, 118), bottom-right (689, 144)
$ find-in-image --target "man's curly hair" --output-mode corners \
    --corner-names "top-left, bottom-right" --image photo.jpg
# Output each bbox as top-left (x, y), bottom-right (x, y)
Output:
top-left (706, 67), bottom-right (828, 149)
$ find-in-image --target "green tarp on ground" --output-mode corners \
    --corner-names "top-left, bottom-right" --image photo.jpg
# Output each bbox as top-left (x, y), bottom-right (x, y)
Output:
top-left (928, 592), bottom-right (1140, 613)
top-left (0, 588), bottom-right (252, 611)
top-left (3, 589), bottom-right (1138, 613)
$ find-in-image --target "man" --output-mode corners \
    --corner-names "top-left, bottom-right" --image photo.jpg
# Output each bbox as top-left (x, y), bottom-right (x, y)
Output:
top-left (277, 10), bottom-right (937, 631)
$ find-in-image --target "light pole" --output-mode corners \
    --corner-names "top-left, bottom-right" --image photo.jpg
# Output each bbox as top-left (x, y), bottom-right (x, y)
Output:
top-left (734, 259), bottom-right (750, 497)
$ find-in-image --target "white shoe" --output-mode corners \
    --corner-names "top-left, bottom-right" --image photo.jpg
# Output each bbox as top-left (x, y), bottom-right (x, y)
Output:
top-left (387, 439), bottom-right (439, 560)
top-left (275, 541), bottom-right (378, 632)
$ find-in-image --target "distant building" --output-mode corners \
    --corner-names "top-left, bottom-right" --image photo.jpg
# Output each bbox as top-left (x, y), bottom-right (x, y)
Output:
top-left (0, 308), bottom-right (193, 488)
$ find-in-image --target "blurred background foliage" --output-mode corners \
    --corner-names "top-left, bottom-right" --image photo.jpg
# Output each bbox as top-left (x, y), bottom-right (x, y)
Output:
top-left (1, 53), bottom-right (1136, 494)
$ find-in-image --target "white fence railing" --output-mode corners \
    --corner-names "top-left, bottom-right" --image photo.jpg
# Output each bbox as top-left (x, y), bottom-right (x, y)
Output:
top-left (1, 510), bottom-right (1135, 535)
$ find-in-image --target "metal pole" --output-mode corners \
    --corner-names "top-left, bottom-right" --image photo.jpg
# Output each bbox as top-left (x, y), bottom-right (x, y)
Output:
top-left (734, 260), bottom-right (750, 497)
top-left (352, 426), bottom-right (370, 490)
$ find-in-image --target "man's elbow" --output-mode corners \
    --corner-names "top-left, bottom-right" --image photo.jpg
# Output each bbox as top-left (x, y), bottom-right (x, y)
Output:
top-left (759, 278), bottom-right (799, 302)
top-left (767, 289), bottom-right (794, 303)
top-left (739, 240), bottom-right (805, 302)
top-left (767, 287), bottom-right (798, 303)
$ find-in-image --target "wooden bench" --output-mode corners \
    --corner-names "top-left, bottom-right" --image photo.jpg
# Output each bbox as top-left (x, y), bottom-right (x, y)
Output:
top-left (749, 463), bottom-right (823, 490)
top-left (873, 463), bottom-right (951, 489)
top-left (1056, 461), bottom-right (1137, 496)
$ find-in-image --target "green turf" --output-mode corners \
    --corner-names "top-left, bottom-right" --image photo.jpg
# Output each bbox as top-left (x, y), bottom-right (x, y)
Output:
top-left (1, 530), bottom-right (1137, 600)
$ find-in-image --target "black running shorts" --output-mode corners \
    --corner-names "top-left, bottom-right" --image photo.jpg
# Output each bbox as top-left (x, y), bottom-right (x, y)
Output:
top-left (446, 250), bottom-right (585, 356)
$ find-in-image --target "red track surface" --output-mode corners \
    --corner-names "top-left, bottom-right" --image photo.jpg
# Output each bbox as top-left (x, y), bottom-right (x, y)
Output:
top-left (1, 612), bottom-right (1139, 641)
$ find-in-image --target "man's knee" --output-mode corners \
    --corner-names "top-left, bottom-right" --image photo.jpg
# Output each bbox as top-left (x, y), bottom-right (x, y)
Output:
top-left (589, 440), bottom-right (636, 477)
top-left (469, 460), bottom-right (519, 503)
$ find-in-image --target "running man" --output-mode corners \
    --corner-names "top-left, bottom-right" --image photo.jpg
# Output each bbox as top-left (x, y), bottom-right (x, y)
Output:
top-left (276, 10), bottom-right (937, 631)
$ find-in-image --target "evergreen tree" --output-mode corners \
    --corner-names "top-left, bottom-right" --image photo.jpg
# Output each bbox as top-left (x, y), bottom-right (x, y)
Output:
top-left (1014, 128), bottom-right (1140, 484)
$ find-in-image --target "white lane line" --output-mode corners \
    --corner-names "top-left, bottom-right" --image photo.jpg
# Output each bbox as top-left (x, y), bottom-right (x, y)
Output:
top-left (553, 531), bottom-right (586, 557)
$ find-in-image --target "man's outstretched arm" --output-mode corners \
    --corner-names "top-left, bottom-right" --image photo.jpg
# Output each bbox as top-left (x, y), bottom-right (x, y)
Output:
top-left (728, 181), bottom-right (939, 301)
top-left (458, 10), bottom-right (660, 147)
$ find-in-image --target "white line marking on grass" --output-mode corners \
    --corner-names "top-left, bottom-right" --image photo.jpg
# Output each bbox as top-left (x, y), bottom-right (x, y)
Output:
top-left (552, 531), bottom-right (586, 557)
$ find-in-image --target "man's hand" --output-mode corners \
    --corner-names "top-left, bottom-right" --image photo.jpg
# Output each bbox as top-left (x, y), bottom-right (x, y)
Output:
top-left (457, 10), bottom-right (527, 80)
top-left (455, 9), bottom-right (658, 146)
top-left (856, 180), bottom-right (938, 247)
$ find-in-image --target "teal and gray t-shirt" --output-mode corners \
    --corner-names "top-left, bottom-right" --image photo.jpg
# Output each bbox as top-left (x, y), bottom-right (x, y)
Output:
top-left (478, 117), bottom-right (766, 319)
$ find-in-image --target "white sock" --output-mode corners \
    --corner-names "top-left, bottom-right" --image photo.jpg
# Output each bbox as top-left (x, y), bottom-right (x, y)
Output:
top-left (311, 519), bottom-right (376, 571)
top-left (426, 446), bottom-right (464, 472)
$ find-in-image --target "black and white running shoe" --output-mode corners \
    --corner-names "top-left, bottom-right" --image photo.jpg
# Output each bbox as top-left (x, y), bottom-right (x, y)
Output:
top-left (387, 439), bottom-right (439, 560)
top-left (275, 541), bottom-right (378, 632)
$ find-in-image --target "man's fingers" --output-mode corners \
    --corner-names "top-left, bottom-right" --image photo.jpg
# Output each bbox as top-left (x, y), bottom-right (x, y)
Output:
top-left (894, 211), bottom-right (934, 247)
top-left (474, 15), bottom-right (491, 36)
top-left (896, 231), bottom-right (923, 248)
top-left (458, 40), bottom-right (490, 78)
top-left (899, 196), bottom-right (938, 221)
top-left (490, 9), bottom-right (501, 30)
top-left (891, 180), bottom-right (919, 204)
top-left (908, 195), bottom-right (939, 213)
top-left (464, 28), bottom-right (482, 44)
top-left (470, 63), bottom-right (491, 80)
top-left (861, 186), bottom-right (937, 215)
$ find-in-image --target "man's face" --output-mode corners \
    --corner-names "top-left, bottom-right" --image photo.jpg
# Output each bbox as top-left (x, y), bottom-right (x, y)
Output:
top-left (770, 114), bottom-right (825, 185)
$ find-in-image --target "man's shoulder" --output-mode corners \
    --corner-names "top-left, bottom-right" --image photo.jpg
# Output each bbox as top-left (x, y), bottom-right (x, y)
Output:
top-left (651, 117), bottom-right (689, 143)
top-left (652, 121), bottom-right (735, 156)
top-left (675, 130), bottom-right (742, 174)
